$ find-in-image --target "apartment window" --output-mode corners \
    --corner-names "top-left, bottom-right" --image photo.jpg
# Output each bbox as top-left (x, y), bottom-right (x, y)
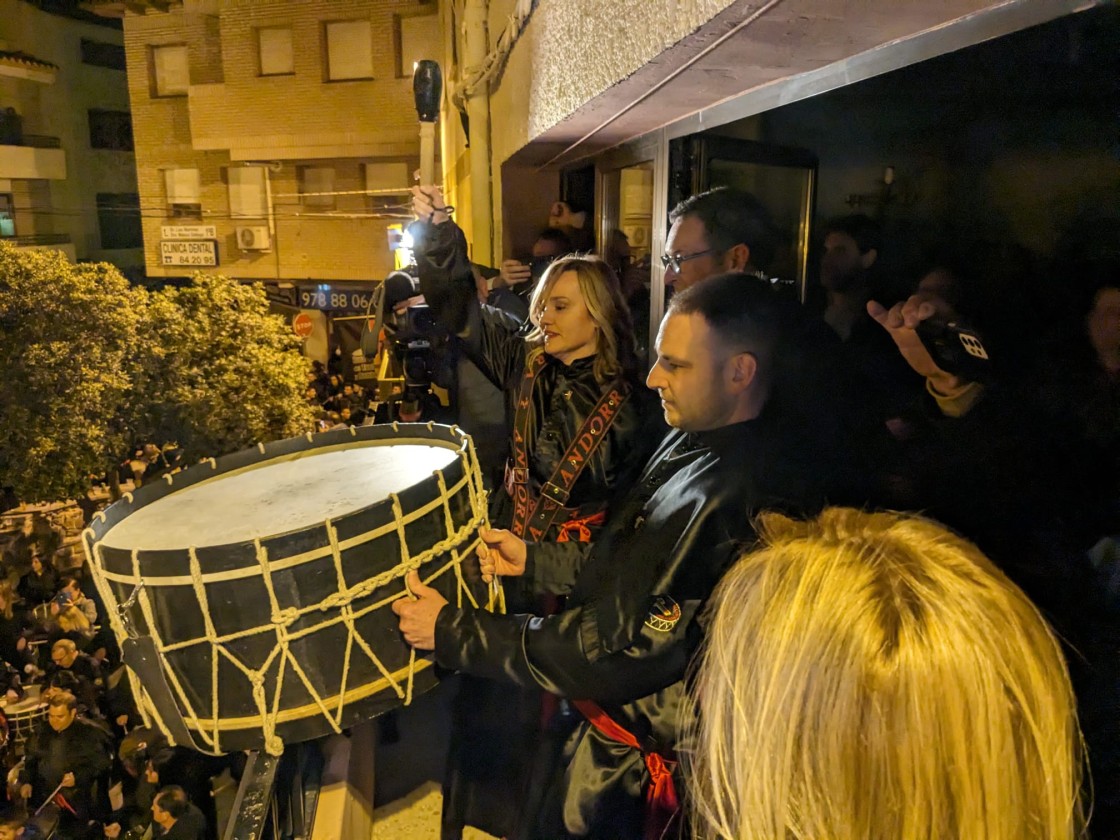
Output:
top-left (81, 39), bottom-right (127, 71)
top-left (152, 44), bottom-right (189, 96)
top-left (300, 167), bottom-right (335, 209)
top-left (88, 110), bottom-right (133, 151)
top-left (325, 20), bottom-right (373, 81)
top-left (228, 166), bottom-right (268, 218)
top-left (258, 26), bottom-right (294, 76)
top-left (364, 162), bottom-right (409, 212)
top-left (164, 167), bottom-right (201, 217)
top-left (0, 194), bottom-right (14, 237)
top-left (96, 193), bottom-right (142, 249)
top-left (396, 14), bottom-right (439, 78)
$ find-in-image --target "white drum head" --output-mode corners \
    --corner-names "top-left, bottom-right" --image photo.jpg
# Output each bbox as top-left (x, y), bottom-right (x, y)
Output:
top-left (99, 442), bottom-right (458, 551)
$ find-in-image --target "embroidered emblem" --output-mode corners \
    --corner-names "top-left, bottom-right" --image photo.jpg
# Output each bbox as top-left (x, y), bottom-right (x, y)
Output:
top-left (644, 595), bottom-right (681, 633)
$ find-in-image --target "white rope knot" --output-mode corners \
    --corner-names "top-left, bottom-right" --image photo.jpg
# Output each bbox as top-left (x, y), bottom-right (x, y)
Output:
top-left (271, 607), bottom-right (299, 625)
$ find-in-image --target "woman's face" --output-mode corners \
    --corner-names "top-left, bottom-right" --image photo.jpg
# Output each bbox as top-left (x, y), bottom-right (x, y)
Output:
top-left (1087, 287), bottom-right (1120, 362)
top-left (31, 556), bottom-right (42, 574)
top-left (536, 271), bottom-right (600, 366)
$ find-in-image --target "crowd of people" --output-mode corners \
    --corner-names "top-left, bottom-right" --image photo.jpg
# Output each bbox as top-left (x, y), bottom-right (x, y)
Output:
top-left (391, 183), bottom-right (1118, 839)
top-left (0, 548), bottom-right (224, 839)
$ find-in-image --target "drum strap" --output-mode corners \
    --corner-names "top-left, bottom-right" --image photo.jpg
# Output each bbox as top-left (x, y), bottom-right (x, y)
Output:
top-left (507, 355), bottom-right (629, 541)
top-left (121, 636), bottom-right (203, 753)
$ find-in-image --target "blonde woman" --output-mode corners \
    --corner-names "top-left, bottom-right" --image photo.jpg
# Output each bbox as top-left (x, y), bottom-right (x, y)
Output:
top-left (411, 187), bottom-right (663, 839)
top-left (411, 186), bottom-right (661, 543)
top-left (689, 507), bottom-right (1084, 840)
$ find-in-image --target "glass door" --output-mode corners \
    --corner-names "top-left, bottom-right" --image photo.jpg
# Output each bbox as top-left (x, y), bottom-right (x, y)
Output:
top-left (669, 135), bottom-right (817, 301)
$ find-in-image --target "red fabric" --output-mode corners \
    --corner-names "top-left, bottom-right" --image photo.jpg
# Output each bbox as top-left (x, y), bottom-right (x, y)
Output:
top-left (53, 791), bottom-right (78, 816)
top-left (555, 509), bottom-right (607, 543)
top-left (573, 699), bottom-right (680, 840)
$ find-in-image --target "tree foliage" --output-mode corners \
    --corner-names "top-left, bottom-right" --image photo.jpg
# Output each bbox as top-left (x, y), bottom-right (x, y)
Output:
top-left (135, 273), bottom-right (315, 463)
top-left (0, 244), bottom-right (314, 504)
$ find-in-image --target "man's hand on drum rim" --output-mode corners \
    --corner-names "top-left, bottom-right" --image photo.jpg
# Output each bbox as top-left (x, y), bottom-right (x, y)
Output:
top-left (392, 571), bottom-right (448, 651)
top-left (477, 527), bottom-right (527, 582)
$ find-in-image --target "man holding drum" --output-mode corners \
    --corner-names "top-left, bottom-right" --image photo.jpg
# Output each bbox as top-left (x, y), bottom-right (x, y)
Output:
top-left (395, 272), bottom-right (857, 839)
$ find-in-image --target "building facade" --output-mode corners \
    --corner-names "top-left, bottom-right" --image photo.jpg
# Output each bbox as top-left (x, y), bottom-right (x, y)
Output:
top-left (0, 0), bottom-right (141, 269)
top-left (96, 0), bottom-right (439, 293)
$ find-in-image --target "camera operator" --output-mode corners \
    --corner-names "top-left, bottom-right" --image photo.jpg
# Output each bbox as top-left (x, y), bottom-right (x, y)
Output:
top-left (374, 270), bottom-right (455, 424)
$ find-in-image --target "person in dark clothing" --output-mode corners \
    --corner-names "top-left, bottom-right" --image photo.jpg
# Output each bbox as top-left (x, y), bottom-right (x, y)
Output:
top-left (395, 273), bottom-right (860, 839)
top-left (145, 745), bottom-right (221, 840)
top-left (0, 581), bottom-right (32, 676)
top-left (411, 186), bottom-right (664, 838)
top-left (819, 214), bottom-right (923, 423)
top-left (46, 640), bottom-right (104, 716)
top-left (19, 692), bottom-right (111, 840)
top-left (150, 786), bottom-right (205, 840)
top-left (411, 186), bottom-right (662, 542)
top-left (17, 555), bottom-right (56, 609)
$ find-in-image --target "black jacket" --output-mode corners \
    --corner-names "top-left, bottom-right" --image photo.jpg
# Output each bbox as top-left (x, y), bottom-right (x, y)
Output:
top-left (412, 219), bottom-right (663, 536)
top-left (434, 417), bottom-right (836, 838)
top-left (22, 717), bottom-right (111, 817)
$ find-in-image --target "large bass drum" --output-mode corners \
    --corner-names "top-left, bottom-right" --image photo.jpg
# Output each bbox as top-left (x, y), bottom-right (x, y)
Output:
top-left (83, 423), bottom-right (496, 755)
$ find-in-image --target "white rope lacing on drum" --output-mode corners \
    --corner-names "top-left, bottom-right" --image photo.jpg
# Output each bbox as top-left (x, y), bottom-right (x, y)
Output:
top-left (85, 427), bottom-right (500, 756)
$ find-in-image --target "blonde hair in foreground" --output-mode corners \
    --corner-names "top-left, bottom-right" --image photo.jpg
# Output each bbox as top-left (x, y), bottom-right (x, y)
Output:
top-left (688, 508), bottom-right (1084, 840)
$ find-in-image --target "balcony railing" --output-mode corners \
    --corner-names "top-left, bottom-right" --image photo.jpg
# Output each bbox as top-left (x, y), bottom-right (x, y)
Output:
top-left (2, 234), bottom-right (72, 246)
top-left (20, 135), bottom-right (61, 149)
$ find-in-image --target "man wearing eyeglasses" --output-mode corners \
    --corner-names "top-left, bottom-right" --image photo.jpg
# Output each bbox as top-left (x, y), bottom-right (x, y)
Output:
top-left (662, 187), bottom-right (777, 291)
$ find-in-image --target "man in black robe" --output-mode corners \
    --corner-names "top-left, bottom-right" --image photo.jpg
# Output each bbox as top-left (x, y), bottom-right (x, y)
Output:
top-left (395, 274), bottom-right (859, 838)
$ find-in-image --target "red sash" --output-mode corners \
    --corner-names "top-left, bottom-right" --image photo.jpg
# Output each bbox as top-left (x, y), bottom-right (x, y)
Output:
top-left (505, 353), bottom-right (628, 541)
top-left (572, 699), bottom-right (680, 840)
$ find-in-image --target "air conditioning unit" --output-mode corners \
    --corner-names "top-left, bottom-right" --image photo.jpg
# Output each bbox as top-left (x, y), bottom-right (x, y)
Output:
top-left (236, 225), bottom-right (271, 251)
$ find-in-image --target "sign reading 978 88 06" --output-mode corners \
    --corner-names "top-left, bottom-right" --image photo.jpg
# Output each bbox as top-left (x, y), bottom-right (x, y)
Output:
top-left (297, 284), bottom-right (375, 312)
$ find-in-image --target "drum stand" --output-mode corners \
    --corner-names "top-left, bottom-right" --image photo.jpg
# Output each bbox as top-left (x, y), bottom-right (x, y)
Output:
top-left (223, 724), bottom-right (375, 840)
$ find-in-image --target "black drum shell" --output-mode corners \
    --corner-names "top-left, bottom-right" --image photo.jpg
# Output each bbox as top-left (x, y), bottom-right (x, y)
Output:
top-left (85, 424), bottom-right (490, 753)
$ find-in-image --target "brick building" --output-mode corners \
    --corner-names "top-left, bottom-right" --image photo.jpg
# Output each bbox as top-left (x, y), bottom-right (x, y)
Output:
top-left (91, 0), bottom-right (440, 302)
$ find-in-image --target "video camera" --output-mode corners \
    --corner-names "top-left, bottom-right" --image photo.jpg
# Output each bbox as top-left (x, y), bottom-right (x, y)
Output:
top-left (361, 269), bottom-right (452, 417)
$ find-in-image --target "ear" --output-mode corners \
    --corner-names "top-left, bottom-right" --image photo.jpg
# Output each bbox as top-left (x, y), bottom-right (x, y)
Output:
top-left (860, 247), bottom-right (878, 270)
top-left (723, 243), bottom-right (751, 272)
top-left (727, 352), bottom-right (758, 392)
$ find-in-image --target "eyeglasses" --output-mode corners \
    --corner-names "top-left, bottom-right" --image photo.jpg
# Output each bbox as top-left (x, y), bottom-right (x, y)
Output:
top-left (660, 248), bottom-right (720, 273)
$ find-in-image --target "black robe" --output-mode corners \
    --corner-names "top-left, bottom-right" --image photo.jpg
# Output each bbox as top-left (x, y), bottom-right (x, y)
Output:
top-left (434, 416), bottom-right (839, 838)
top-left (411, 219), bottom-right (663, 537)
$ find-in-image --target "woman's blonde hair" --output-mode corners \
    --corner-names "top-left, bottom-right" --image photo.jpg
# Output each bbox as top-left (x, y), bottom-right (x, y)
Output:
top-left (57, 604), bottom-right (92, 635)
top-left (525, 255), bottom-right (637, 384)
top-left (688, 507), bottom-right (1084, 840)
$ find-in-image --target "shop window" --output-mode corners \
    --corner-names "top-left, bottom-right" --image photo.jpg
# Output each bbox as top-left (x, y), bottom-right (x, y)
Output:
top-left (88, 109), bottom-right (133, 151)
top-left (325, 20), bottom-right (373, 81)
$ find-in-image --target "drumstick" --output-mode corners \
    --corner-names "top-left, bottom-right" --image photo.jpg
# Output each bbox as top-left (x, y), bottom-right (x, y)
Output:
top-left (33, 779), bottom-right (66, 817)
top-left (412, 60), bottom-right (442, 186)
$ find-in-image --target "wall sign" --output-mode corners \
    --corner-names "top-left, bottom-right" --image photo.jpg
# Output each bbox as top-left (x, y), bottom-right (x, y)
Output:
top-left (160, 239), bottom-right (218, 267)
